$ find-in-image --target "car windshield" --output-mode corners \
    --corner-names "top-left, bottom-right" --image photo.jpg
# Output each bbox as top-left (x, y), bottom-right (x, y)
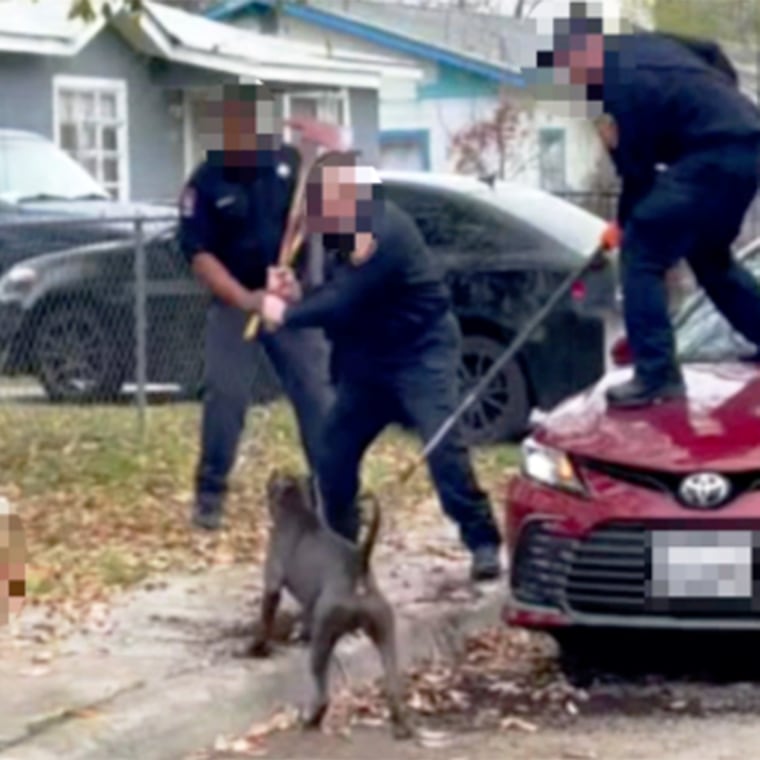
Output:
top-left (675, 239), bottom-right (760, 362)
top-left (0, 133), bottom-right (110, 203)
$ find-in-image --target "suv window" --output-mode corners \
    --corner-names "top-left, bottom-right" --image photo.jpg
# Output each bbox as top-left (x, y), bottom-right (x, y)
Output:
top-left (0, 133), bottom-right (109, 204)
top-left (383, 183), bottom-right (539, 259)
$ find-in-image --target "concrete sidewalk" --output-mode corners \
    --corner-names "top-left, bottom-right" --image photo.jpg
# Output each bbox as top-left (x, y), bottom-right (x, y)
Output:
top-left (0, 526), bottom-right (504, 760)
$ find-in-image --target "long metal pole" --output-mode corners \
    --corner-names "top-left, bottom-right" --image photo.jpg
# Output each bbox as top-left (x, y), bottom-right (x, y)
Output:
top-left (399, 245), bottom-right (606, 483)
top-left (134, 215), bottom-right (148, 440)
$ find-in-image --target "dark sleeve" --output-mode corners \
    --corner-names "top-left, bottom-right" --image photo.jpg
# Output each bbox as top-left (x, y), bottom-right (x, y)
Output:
top-left (618, 172), bottom-right (656, 227)
top-left (607, 73), bottom-right (660, 227)
top-left (284, 241), bottom-right (402, 330)
top-left (176, 176), bottom-right (216, 264)
top-left (659, 32), bottom-right (738, 86)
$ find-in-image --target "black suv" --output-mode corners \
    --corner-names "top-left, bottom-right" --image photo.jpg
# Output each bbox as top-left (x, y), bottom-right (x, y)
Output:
top-left (0, 134), bottom-right (615, 443)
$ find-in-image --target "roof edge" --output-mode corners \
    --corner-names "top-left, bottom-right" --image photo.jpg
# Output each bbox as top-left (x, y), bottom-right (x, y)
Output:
top-left (205, 0), bottom-right (524, 86)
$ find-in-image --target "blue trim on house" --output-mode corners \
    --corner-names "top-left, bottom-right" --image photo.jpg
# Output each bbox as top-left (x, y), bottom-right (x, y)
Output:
top-left (418, 63), bottom-right (502, 100)
top-left (379, 129), bottom-right (431, 170)
top-left (206, 0), bottom-right (525, 87)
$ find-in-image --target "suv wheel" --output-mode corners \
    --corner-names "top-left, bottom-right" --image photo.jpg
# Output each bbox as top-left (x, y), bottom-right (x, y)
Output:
top-left (457, 333), bottom-right (530, 444)
top-left (34, 303), bottom-right (126, 403)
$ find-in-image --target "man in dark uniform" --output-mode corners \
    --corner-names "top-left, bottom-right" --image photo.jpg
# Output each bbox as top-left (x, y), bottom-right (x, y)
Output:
top-left (543, 12), bottom-right (760, 408)
top-left (177, 84), bottom-right (333, 530)
top-left (259, 155), bottom-right (503, 581)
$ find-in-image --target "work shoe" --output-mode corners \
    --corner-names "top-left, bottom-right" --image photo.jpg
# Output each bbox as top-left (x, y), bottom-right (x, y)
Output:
top-left (471, 545), bottom-right (502, 582)
top-left (192, 497), bottom-right (223, 531)
top-left (606, 375), bottom-right (686, 410)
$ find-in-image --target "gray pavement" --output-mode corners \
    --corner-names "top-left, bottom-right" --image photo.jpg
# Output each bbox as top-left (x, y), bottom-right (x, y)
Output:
top-left (0, 524), bottom-right (503, 760)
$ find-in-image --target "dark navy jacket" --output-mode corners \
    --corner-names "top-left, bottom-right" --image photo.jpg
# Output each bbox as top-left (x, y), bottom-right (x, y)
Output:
top-left (284, 200), bottom-right (451, 376)
top-left (177, 146), bottom-right (301, 289)
top-left (602, 32), bottom-right (760, 225)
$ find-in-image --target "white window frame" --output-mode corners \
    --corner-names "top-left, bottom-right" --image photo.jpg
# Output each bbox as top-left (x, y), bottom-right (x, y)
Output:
top-left (282, 88), bottom-right (351, 142)
top-left (537, 126), bottom-right (567, 192)
top-left (53, 75), bottom-right (130, 200)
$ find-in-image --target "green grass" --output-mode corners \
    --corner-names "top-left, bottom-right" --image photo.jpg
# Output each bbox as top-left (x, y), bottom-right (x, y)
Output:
top-left (0, 400), bottom-right (518, 606)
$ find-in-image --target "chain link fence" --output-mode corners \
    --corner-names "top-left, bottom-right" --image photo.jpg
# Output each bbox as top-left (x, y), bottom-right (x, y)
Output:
top-left (0, 214), bottom-right (283, 437)
top-left (1, 190), bottom-right (759, 433)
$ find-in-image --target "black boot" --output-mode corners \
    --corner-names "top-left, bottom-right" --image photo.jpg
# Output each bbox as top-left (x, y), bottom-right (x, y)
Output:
top-left (192, 493), bottom-right (224, 531)
top-left (606, 374), bottom-right (686, 410)
top-left (471, 545), bottom-right (502, 582)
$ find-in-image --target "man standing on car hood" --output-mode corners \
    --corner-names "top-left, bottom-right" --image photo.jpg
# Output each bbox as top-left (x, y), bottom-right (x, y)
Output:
top-left (541, 6), bottom-right (760, 409)
top-left (177, 83), bottom-right (333, 530)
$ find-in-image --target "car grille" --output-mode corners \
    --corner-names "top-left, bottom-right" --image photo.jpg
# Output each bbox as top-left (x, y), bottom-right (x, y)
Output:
top-left (511, 521), bottom-right (760, 618)
top-left (565, 524), bottom-right (647, 614)
top-left (580, 458), bottom-right (760, 507)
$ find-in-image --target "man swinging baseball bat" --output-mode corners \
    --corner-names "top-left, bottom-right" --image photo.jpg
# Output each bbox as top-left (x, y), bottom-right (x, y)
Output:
top-left (257, 153), bottom-right (503, 582)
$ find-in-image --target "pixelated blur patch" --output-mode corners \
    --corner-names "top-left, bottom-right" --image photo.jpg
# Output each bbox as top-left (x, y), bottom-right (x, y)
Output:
top-left (0, 496), bottom-right (27, 626)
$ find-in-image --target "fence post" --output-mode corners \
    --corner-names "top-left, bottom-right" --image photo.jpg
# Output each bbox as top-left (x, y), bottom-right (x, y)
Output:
top-left (134, 215), bottom-right (148, 440)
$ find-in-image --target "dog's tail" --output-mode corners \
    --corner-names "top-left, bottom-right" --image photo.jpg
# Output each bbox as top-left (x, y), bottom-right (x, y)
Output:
top-left (357, 492), bottom-right (381, 577)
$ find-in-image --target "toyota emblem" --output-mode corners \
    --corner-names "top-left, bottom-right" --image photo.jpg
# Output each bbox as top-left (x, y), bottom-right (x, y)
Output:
top-left (678, 472), bottom-right (732, 509)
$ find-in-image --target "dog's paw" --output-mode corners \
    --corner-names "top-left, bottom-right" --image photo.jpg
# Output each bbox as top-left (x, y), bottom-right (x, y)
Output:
top-left (301, 703), bottom-right (328, 731)
top-left (247, 639), bottom-right (273, 658)
top-left (392, 719), bottom-right (415, 741)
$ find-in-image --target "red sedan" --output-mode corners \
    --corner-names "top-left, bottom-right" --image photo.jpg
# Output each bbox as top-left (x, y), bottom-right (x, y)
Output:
top-left (504, 242), bottom-right (760, 633)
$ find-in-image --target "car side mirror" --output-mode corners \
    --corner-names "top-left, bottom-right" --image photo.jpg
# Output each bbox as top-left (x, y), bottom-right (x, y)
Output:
top-left (611, 335), bottom-right (633, 367)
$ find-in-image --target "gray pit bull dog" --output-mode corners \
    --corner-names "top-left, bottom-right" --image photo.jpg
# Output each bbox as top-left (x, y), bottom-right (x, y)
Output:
top-left (249, 470), bottom-right (414, 739)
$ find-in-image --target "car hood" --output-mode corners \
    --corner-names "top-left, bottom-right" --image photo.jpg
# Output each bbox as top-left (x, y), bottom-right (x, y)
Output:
top-left (536, 364), bottom-right (760, 472)
top-left (0, 199), bottom-right (176, 275)
top-left (12, 198), bottom-right (175, 221)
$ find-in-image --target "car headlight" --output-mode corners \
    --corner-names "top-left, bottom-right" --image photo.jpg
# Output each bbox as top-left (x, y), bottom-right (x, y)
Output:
top-left (521, 438), bottom-right (586, 496)
top-left (0, 265), bottom-right (38, 299)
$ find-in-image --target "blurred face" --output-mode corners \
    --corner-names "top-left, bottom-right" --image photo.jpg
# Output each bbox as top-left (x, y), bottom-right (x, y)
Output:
top-left (199, 85), bottom-right (282, 164)
top-left (222, 97), bottom-right (259, 154)
top-left (554, 32), bottom-right (605, 86)
top-left (0, 504), bottom-right (26, 626)
top-left (320, 165), bottom-right (360, 233)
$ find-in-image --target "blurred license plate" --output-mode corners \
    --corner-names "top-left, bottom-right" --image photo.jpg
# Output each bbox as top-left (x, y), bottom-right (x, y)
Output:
top-left (650, 531), bottom-right (753, 599)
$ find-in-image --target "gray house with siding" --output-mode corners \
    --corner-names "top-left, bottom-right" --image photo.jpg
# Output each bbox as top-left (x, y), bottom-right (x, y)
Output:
top-left (0, 0), bottom-right (420, 202)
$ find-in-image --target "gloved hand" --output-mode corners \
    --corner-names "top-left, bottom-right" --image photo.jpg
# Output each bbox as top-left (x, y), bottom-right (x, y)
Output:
top-left (601, 221), bottom-right (622, 252)
top-left (260, 292), bottom-right (288, 328)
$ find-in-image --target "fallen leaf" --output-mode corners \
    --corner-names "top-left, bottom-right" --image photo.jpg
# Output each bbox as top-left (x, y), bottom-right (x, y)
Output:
top-left (20, 667), bottom-right (51, 678)
top-left (499, 717), bottom-right (538, 733)
top-left (416, 729), bottom-right (454, 749)
top-left (213, 735), bottom-right (231, 752)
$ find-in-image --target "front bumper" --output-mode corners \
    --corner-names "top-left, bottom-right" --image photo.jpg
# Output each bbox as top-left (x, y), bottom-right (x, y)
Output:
top-left (504, 473), bottom-right (760, 632)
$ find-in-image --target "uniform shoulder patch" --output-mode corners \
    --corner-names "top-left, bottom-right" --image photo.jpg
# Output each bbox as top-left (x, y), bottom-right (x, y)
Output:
top-left (180, 185), bottom-right (196, 217)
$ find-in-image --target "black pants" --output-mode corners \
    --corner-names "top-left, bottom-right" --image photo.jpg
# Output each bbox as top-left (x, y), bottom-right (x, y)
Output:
top-left (622, 140), bottom-right (760, 387)
top-left (195, 301), bottom-right (334, 509)
top-left (315, 315), bottom-right (502, 554)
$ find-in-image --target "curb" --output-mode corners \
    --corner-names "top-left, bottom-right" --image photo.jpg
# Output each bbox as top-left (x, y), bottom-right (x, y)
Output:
top-left (4, 587), bottom-right (503, 760)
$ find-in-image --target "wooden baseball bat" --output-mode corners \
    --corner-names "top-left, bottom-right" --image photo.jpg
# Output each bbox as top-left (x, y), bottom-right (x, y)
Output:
top-left (243, 147), bottom-right (348, 341)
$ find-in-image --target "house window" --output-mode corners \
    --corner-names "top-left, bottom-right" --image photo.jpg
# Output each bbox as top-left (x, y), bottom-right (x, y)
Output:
top-left (282, 89), bottom-right (350, 135)
top-left (54, 76), bottom-right (129, 200)
top-left (380, 130), bottom-right (430, 172)
top-left (538, 127), bottom-right (566, 191)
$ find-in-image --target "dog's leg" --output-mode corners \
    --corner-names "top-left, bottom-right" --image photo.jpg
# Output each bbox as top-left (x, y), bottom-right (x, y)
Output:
top-left (303, 604), bottom-right (342, 730)
top-left (363, 596), bottom-right (414, 740)
top-left (249, 555), bottom-right (284, 658)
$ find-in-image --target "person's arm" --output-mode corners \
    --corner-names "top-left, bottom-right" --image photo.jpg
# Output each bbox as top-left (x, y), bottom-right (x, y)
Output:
top-left (283, 238), bottom-right (400, 330)
top-left (608, 73), bottom-right (660, 228)
top-left (177, 181), bottom-right (263, 312)
top-left (192, 254), bottom-right (264, 312)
